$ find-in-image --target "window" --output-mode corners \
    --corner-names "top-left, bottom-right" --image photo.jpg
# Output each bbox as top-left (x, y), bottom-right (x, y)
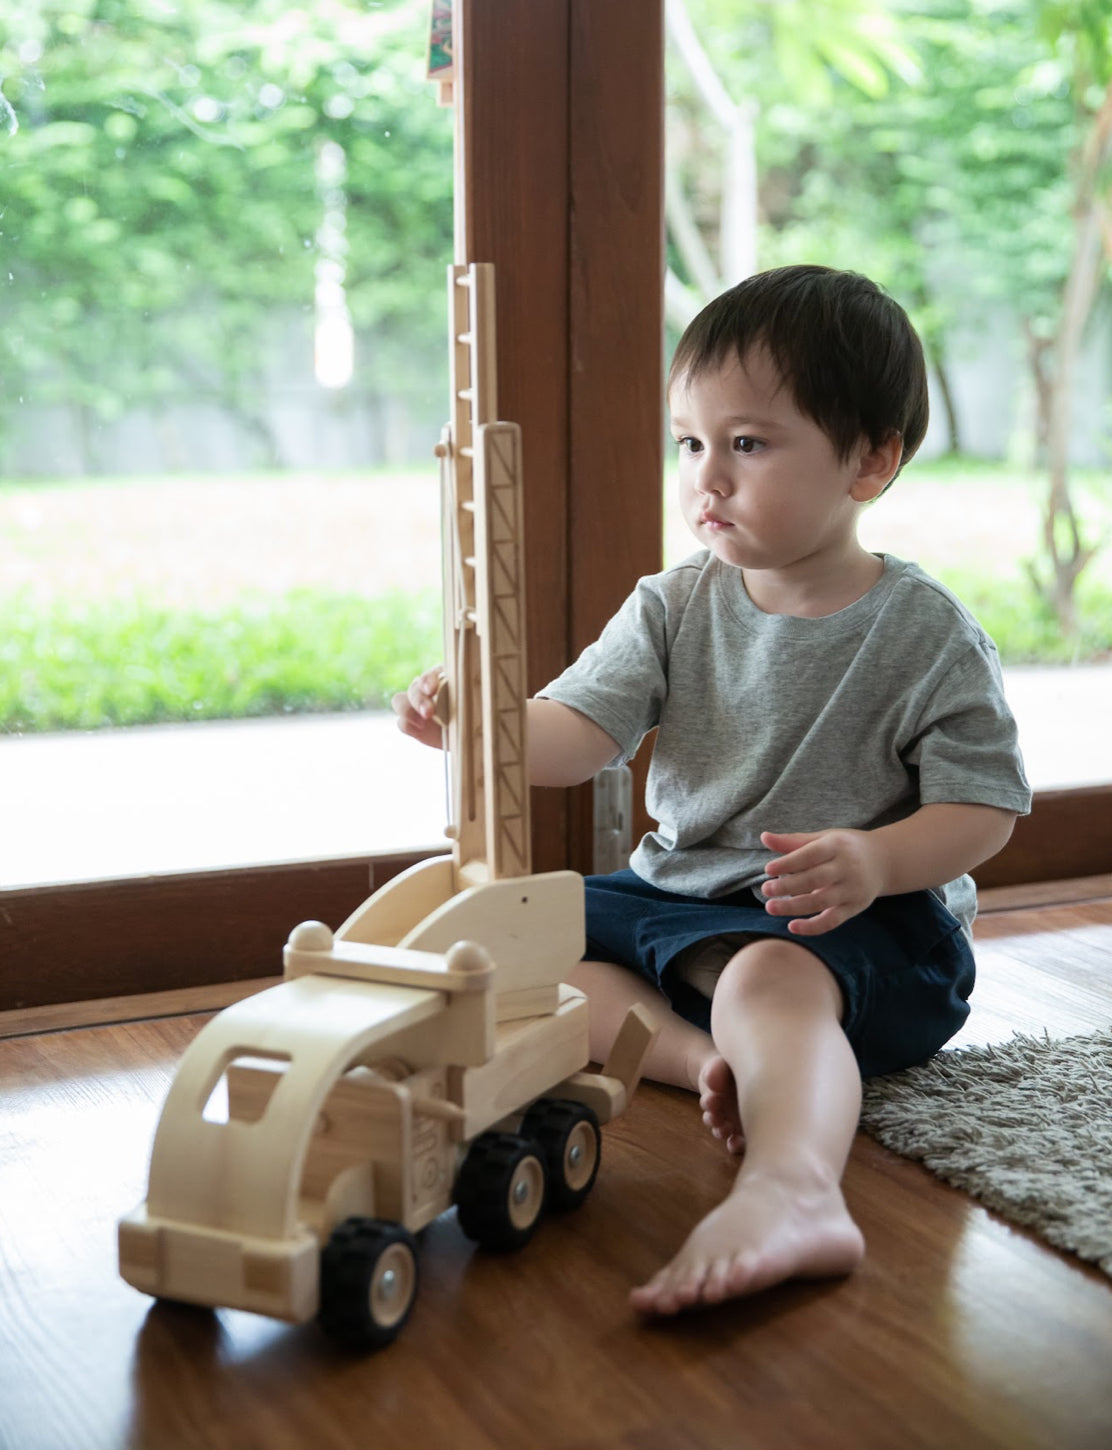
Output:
top-left (662, 0), bottom-right (1112, 803)
top-left (1, 0), bottom-right (453, 889)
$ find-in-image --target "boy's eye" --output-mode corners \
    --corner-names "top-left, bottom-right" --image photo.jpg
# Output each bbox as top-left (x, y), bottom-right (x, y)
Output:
top-left (673, 434), bottom-right (764, 456)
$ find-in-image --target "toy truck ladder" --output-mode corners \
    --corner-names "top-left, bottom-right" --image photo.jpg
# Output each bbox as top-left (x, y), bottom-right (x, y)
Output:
top-left (437, 263), bottom-right (530, 890)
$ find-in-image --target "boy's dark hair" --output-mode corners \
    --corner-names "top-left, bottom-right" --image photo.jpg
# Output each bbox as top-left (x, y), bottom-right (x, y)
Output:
top-left (668, 265), bottom-right (929, 482)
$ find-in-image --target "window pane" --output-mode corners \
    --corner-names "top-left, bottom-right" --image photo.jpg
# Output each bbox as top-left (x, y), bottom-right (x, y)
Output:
top-left (662, 0), bottom-right (1112, 792)
top-left (0, 0), bottom-right (451, 885)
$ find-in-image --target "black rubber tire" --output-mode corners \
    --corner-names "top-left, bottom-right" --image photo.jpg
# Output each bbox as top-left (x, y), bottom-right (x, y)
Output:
top-left (520, 1098), bottom-right (602, 1212)
top-left (454, 1132), bottom-right (548, 1250)
top-left (318, 1217), bottom-right (419, 1350)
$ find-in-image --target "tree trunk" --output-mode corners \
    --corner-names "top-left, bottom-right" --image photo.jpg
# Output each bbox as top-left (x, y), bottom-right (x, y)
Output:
top-left (927, 345), bottom-right (962, 455)
top-left (1022, 319), bottom-right (1053, 465)
top-left (666, 0), bottom-right (758, 291)
top-left (1039, 78), bottom-right (1112, 637)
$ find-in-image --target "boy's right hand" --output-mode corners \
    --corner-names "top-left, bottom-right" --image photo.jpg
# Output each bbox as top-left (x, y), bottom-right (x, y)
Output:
top-left (391, 666), bottom-right (446, 750)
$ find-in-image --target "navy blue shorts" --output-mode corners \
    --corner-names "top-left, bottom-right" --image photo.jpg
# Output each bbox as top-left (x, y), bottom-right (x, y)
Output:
top-left (583, 868), bottom-right (975, 1078)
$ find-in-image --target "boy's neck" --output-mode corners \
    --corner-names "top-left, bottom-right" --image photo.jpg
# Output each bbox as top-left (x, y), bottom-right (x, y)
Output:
top-left (741, 546), bottom-right (885, 618)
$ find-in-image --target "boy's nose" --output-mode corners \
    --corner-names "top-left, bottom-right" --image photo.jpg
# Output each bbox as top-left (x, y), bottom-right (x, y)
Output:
top-left (696, 453), bottom-right (734, 496)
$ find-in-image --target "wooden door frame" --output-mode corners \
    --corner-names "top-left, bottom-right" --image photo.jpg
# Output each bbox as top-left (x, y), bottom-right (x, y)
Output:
top-left (454, 0), bottom-right (665, 874)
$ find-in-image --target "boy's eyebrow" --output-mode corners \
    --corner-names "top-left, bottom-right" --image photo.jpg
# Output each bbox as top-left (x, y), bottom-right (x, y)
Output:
top-left (669, 412), bottom-right (780, 431)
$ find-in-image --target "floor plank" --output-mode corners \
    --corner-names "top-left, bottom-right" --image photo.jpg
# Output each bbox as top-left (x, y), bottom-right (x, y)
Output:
top-left (1, 902), bottom-right (1111, 1450)
top-left (0, 977), bottom-right (282, 1041)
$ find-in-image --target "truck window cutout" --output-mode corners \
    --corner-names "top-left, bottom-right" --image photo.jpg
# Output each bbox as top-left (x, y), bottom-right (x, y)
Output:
top-left (201, 1051), bottom-right (293, 1126)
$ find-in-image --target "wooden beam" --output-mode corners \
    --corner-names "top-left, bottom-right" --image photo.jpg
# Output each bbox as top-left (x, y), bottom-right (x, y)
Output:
top-left (567, 0), bottom-right (665, 867)
top-left (974, 784), bottom-right (1112, 889)
top-left (457, 0), bottom-right (572, 874)
top-left (459, 1), bottom-right (664, 873)
top-left (0, 853), bottom-right (438, 1012)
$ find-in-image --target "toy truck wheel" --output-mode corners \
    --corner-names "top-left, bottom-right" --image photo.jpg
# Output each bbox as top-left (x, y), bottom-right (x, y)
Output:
top-left (318, 1217), bottom-right (419, 1350)
top-left (520, 1099), bottom-right (602, 1212)
top-left (454, 1132), bottom-right (548, 1251)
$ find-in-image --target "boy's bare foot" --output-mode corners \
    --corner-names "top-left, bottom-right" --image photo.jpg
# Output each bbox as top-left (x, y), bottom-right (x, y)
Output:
top-left (698, 1054), bottom-right (745, 1155)
top-left (629, 1171), bottom-right (865, 1317)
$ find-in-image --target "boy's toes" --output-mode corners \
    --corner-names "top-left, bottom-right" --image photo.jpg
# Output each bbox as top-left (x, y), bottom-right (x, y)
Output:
top-left (697, 1053), bottom-right (735, 1098)
top-left (702, 1253), bottom-right (743, 1303)
top-left (630, 1262), bottom-right (706, 1317)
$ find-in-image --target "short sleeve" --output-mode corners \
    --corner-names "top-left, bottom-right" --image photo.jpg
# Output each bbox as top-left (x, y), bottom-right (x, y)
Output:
top-left (537, 577), bottom-right (671, 761)
top-left (904, 646), bottom-right (1032, 815)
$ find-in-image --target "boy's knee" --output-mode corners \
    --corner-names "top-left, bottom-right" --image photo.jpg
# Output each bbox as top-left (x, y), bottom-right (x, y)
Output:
top-left (712, 938), bottom-right (844, 1024)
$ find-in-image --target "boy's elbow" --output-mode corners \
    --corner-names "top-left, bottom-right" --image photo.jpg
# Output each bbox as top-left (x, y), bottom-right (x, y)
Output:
top-left (996, 809), bottom-right (1018, 850)
top-left (979, 806), bottom-right (1018, 862)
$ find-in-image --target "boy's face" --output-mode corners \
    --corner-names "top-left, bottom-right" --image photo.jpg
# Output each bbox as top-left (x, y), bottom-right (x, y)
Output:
top-left (669, 348), bottom-right (886, 580)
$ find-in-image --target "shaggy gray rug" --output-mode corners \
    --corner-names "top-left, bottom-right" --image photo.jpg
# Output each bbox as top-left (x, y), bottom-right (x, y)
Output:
top-left (859, 1028), bottom-right (1112, 1277)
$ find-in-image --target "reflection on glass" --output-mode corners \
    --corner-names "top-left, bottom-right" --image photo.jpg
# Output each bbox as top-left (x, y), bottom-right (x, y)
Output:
top-left (0, 0), bottom-right (453, 884)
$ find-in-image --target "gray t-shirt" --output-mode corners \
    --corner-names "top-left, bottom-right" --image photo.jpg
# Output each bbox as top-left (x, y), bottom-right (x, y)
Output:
top-left (540, 552), bottom-right (1031, 938)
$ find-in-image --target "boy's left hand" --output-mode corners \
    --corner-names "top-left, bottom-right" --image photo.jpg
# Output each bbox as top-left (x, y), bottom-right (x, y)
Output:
top-left (758, 829), bottom-right (886, 935)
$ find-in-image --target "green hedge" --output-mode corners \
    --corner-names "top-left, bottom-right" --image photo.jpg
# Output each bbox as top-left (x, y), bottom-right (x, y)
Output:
top-left (0, 587), bottom-right (442, 732)
top-left (2, 568), bottom-right (1109, 736)
top-left (934, 570), bottom-right (1112, 665)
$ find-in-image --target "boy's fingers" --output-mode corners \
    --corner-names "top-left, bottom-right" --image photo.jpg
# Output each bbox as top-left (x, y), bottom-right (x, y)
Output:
top-left (761, 830), bottom-right (818, 851)
top-left (409, 666), bottom-right (446, 718)
top-left (409, 681), bottom-right (435, 716)
top-left (763, 856), bottom-right (840, 897)
top-left (763, 841), bottom-right (831, 879)
top-left (786, 910), bottom-right (842, 936)
top-left (391, 690), bottom-right (417, 722)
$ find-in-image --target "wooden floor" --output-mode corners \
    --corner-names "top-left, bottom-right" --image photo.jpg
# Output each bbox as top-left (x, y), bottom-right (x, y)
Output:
top-left (2, 883), bottom-right (1111, 1450)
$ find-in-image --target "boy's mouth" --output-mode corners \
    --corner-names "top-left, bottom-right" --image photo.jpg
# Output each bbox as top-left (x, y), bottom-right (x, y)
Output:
top-left (699, 511), bottom-right (733, 530)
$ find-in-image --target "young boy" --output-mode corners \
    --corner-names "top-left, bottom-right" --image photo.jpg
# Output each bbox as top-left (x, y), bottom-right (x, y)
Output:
top-left (394, 264), bottom-right (1031, 1316)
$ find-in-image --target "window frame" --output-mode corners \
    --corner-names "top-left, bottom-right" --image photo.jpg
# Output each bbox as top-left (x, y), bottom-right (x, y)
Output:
top-left (3, 0), bottom-right (1108, 1016)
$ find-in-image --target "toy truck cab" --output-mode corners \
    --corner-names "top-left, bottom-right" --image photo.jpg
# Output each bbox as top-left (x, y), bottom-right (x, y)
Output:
top-left (119, 858), bottom-right (654, 1349)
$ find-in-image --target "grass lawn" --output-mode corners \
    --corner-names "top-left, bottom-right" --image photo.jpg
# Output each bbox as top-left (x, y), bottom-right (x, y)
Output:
top-left (2, 459), bottom-right (1109, 733)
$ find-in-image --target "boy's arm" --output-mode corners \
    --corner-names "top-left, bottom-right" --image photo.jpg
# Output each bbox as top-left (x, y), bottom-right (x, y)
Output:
top-left (392, 668), bottom-right (620, 786)
top-left (759, 803), bottom-right (1017, 936)
top-left (526, 698), bottom-right (622, 785)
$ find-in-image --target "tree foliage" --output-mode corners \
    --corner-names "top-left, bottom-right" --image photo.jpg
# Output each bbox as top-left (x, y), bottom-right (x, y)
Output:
top-left (0, 0), bottom-right (453, 460)
top-left (668, 0), bottom-right (1110, 634)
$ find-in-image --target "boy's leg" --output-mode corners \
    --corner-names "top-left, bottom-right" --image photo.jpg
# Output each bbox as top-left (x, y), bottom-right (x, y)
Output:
top-left (629, 937), bottom-right (865, 1315)
top-left (566, 958), bottom-right (717, 1093)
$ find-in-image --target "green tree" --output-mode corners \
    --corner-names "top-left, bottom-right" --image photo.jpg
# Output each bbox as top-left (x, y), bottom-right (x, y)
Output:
top-left (758, 0), bottom-right (1078, 455)
top-left (0, 0), bottom-right (452, 468)
top-left (667, 0), bottom-right (1109, 636)
top-left (665, 0), bottom-right (914, 329)
top-left (769, 0), bottom-right (1110, 635)
top-left (1031, 0), bottom-right (1112, 632)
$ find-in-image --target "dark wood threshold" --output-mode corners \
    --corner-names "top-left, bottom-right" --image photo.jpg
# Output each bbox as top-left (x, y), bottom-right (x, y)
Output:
top-left (0, 976), bottom-right (282, 1041)
top-left (0, 848), bottom-right (447, 1014)
top-left (977, 872), bottom-right (1112, 914)
top-left (972, 783), bottom-right (1112, 889)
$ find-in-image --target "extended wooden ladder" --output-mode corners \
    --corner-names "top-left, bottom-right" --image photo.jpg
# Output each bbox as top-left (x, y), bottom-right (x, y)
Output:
top-left (438, 263), bottom-right (531, 889)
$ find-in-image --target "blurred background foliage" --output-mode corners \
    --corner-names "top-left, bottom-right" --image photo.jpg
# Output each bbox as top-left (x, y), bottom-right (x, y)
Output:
top-left (0, 0), bottom-right (453, 462)
top-left (0, 0), bottom-right (1109, 735)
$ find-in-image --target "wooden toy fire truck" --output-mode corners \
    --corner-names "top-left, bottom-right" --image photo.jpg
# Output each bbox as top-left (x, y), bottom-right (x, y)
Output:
top-left (117, 262), bottom-right (656, 1350)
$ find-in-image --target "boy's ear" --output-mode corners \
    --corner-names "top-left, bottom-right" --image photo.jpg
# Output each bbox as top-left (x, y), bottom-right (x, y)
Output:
top-left (850, 432), bottom-right (903, 502)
